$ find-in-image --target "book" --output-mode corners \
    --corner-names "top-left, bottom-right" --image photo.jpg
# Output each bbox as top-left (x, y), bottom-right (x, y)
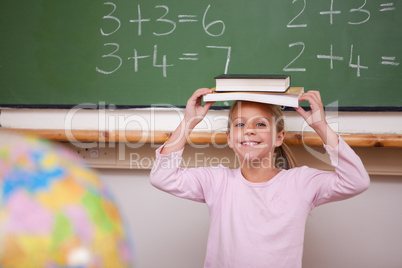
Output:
top-left (203, 87), bottom-right (304, 108)
top-left (214, 74), bottom-right (290, 93)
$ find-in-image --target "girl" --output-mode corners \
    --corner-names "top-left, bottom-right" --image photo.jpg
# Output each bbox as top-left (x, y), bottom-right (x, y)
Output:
top-left (150, 88), bottom-right (370, 268)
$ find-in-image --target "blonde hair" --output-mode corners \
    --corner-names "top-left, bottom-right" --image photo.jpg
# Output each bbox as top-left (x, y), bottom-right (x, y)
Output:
top-left (228, 101), bottom-right (297, 169)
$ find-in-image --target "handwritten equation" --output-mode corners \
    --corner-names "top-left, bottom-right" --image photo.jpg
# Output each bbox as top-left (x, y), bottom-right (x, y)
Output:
top-left (283, 0), bottom-right (399, 77)
top-left (288, 0), bottom-right (397, 27)
top-left (96, 1), bottom-right (400, 78)
top-left (96, 3), bottom-right (230, 76)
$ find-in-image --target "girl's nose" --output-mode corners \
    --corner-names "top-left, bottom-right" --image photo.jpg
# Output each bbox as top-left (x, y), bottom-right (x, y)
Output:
top-left (244, 124), bottom-right (256, 135)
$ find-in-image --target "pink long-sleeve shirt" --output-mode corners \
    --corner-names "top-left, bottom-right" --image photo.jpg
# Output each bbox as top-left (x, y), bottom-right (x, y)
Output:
top-left (150, 137), bottom-right (370, 268)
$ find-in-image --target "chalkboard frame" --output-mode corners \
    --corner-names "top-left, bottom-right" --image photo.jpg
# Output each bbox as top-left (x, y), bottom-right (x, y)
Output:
top-left (1, 103), bottom-right (401, 112)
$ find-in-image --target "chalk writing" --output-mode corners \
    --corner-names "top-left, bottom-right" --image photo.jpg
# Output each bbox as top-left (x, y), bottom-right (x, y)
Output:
top-left (128, 4), bottom-right (225, 37)
top-left (319, 0), bottom-right (341, 25)
top-left (153, 5), bottom-right (176, 36)
top-left (287, 0), bottom-right (307, 28)
top-left (202, 5), bottom-right (226, 37)
top-left (380, 3), bottom-right (396, 12)
top-left (98, 44), bottom-right (231, 76)
top-left (128, 49), bottom-right (150, 72)
top-left (381, 56), bottom-right (400, 66)
top-left (100, 2), bottom-right (121, 36)
top-left (97, 2), bottom-right (228, 76)
top-left (348, 45), bottom-right (368, 77)
top-left (348, 0), bottom-right (370, 25)
top-left (129, 5), bottom-right (150, 36)
top-left (317, 45), bottom-right (344, 70)
top-left (286, 0), bottom-right (389, 27)
top-left (206, 46), bottom-right (231, 74)
top-left (179, 53), bottom-right (199, 61)
top-left (96, 43), bottom-right (122, 75)
top-left (97, 1), bottom-right (399, 79)
top-left (284, 0), bottom-right (399, 77)
top-left (178, 15), bottom-right (198, 23)
top-left (283, 42), bottom-right (306, 72)
top-left (153, 45), bottom-right (173, 77)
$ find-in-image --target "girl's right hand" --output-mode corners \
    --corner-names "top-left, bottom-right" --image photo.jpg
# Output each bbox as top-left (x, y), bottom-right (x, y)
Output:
top-left (184, 88), bottom-right (215, 129)
top-left (160, 88), bottom-right (214, 154)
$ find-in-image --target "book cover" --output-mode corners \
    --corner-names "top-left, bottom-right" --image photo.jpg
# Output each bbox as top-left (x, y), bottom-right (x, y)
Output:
top-left (214, 74), bottom-right (290, 93)
top-left (203, 87), bottom-right (303, 108)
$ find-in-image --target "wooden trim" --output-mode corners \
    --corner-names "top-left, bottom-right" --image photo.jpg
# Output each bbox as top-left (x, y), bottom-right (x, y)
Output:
top-left (2, 128), bottom-right (402, 148)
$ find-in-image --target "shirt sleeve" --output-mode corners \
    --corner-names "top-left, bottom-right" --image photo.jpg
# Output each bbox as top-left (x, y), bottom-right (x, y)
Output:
top-left (302, 136), bottom-right (370, 208)
top-left (149, 144), bottom-right (224, 204)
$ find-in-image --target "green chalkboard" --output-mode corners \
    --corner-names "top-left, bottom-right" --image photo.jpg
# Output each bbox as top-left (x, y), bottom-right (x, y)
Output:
top-left (1, 0), bottom-right (401, 109)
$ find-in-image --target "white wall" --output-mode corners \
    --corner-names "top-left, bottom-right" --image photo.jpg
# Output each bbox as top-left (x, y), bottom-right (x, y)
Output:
top-left (303, 175), bottom-right (402, 268)
top-left (99, 169), bottom-right (402, 268)
top-left (99, 169), bottom-right (210, 268)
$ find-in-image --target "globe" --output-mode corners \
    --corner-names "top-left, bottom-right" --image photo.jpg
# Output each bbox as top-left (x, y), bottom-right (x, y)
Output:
top-left (0, 131), bottom-right (133, 267)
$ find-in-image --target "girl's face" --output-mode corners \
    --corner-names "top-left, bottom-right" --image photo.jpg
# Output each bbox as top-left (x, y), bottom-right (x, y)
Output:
top-left (227, 102), bottom-right (285, 166)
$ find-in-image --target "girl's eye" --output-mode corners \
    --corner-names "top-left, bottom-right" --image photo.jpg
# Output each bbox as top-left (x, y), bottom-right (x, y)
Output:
top-left (235, 123), bottom-right (245, 127)
top-left (256, 122), bottom-right (266, 127)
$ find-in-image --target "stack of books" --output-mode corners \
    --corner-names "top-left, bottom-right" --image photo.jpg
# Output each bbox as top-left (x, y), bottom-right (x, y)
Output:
top-left (203, 74), bottom-right (303, 107)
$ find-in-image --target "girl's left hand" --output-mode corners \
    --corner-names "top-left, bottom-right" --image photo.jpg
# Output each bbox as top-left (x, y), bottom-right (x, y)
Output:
top-left (294, 90), bottom-right (327, 132)
top-left (295, 90), bottom-right (339, 148)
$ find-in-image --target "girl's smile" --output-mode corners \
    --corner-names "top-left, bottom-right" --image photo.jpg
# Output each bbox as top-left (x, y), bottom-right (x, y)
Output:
top-left (240, 141), bottom-right (261, 146)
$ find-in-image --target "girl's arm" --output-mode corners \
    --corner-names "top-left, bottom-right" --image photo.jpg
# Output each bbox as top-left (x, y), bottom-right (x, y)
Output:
top-left (295, 91), bottom-right (370, 206)
top-left (295, 90), bottom-right (339, 148)
top-left (160, 88), bottom-right (215, 155)
top-left (150, 88), bottom-right (220, 203)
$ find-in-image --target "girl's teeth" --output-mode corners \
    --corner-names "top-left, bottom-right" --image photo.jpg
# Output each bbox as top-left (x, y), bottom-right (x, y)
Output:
top-left (242, 142), bottom-right (258, 146)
